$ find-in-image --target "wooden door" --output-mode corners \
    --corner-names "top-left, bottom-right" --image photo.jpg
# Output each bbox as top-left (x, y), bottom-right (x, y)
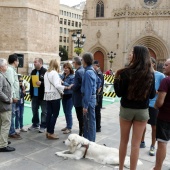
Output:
top-left (94, 51), bottom-right (104, 72)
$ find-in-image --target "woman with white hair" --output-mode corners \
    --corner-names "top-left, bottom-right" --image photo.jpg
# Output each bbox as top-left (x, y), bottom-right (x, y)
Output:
top-left (0, 58), bottom-right (15, 152)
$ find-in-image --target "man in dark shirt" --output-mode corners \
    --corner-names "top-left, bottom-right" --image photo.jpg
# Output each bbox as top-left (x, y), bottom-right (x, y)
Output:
top-left (71, 57), bottom-right (84, 136)
top-left (153, 58), bottom-right (170, 170)
top-left (29, 58), bottom-right (47, 133)
top-left (93, 60), bottom-right (104, 132)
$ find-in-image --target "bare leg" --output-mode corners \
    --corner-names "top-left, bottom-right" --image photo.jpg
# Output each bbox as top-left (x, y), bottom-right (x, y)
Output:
top-left (153, 141), bottom-right (167, 170)
top-left (119, 117), bottom-right (132, 170)
top-left (151, 125), bottom-right (156, 147)
top-left (141, 127), bottom-right (146, 142)
top-left (130, 120), bottom-right (147, 170)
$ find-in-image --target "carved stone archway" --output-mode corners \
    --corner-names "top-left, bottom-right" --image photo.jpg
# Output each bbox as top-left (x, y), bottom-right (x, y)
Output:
top-left (128, 35), bottom-right (169, 61)
top-left (127, 35), bottom-right (169, 72)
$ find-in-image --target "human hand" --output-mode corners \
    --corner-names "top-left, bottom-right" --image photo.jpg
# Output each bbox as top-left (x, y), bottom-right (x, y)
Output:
top-left (13, 98), bottom-right (18, 103)
top-left (36, 81), bottom-right (41, 86)
top-left (83, 108), bottom-right (88, 115)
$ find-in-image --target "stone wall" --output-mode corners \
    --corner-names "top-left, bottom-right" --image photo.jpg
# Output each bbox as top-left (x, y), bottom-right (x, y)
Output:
top-left (0, 0), bottom-right (60, 74)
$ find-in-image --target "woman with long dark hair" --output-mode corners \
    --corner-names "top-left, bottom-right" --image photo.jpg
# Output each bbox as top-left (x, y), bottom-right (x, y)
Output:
top-left (114, 45), bottom-right (156, 170)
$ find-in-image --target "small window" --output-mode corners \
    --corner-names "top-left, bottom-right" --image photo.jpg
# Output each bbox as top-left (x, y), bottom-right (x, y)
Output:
top-left (60, 36), bottom-right (62, 42)
top-left (72, 21), bottom-right (74, 27)
top-left (64, 28), bottom-right (67, 34)
top-left (64, 37), bottom-right (66, 43)
top-left (60, 27), bottom-right (63, 33)
top-left (75, 22), bottom-right (78, 27)
top-left (96, 1), bottom-right (104, 17)
top-left (64, 19), bottom-right (67, 25)
top-left (60, 18), bottom-right (63, 24)
top-left (68, 20), bottom-right (71, 26)
top-left (79, 22), bottom-right (81, 28)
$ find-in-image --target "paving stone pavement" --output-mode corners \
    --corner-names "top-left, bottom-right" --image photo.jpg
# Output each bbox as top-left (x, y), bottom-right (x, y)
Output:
top-left (0, 102), bottom-right (170, 170)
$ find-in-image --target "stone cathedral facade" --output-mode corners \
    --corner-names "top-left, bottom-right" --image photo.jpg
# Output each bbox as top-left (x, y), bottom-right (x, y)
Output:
top-left (0, 0), bottom-right (59, 74)
top-left (82, 0), bottom-right (170, 72)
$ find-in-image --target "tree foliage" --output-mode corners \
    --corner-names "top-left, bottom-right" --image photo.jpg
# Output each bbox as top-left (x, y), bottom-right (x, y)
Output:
top-left (59, 46), bottom-right (68, 61)
top-left (74, 47), bottom-right (84, 56)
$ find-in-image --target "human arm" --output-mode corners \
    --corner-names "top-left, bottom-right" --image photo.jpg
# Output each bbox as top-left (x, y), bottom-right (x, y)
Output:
top-left (154, 92), bottom-right (167, 109)
top-left (149, 75), bottom-right (156, 99)
top-left (154, 78), bottom-right (168, 109)
top-left (71, 71), bottom-right (82, 91)
top-left (83, 71), bottom-right (94, 109)
top-left (5, 68), bottom-right (15, 99)
top-left (114, 72), bottom-right (126, 97)
top-left (0, 77), bottom-right (12, 103)
top-left (52, 72), bottom-right (68, 91)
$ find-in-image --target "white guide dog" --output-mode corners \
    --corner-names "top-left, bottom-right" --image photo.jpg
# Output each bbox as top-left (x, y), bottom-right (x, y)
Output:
top-left (55, 134), bottom-right (142, 168)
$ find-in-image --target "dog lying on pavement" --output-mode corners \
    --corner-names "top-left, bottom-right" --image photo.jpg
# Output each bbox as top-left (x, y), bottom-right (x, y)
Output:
top-left (55, 134), bottom-right (143, 168)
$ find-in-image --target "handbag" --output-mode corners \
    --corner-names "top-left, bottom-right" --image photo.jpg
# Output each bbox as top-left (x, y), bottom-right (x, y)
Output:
top-left (47, 73), bottom-right (63, 99)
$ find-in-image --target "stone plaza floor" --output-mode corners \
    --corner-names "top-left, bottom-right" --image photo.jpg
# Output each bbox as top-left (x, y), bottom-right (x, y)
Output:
top-left (0, 102), bottom-right (170, 170)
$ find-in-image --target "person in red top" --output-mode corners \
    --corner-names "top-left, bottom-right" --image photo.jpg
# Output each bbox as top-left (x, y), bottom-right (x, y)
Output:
top-left (105, 69), bottom-right (114, 75)
top-left (153, 58), bottom-right (170, 170)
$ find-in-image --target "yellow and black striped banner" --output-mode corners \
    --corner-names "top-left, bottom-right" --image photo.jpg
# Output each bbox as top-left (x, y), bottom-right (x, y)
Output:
top-left (104, 74), bottom-right (115, 84)
top-left (103, 92), bottom-right (116, 98)
top-left (23, 75), bottom-right (31, 82)
top-left (103, 74), bottom-right (116, 98)
top-left (24, 94), bottom-right (31, 102)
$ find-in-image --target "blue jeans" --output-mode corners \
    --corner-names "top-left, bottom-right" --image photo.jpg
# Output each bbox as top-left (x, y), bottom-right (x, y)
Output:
top-left (83, 96), bottom-right (96, 142)
top-left (15, 104), bottom-right (24, 129)
top-left (9, 103), bottom-right (16, 135)
top-left (62, 96), bottom-right (73, 129)
top-left (31, 97), bottom-right (47, 128)
top-left (46, 99), bottom-right (60, 134)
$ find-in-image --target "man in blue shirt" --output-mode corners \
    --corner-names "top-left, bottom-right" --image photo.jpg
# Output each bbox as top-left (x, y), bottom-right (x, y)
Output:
top-left (81, 52), bottom-right (98, 142)
top-left (140, 57), bottom-right (165, 156)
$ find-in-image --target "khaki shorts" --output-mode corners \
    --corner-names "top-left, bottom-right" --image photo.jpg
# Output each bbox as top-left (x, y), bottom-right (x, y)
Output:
top-left (119, 106), bottom-right (149, 121)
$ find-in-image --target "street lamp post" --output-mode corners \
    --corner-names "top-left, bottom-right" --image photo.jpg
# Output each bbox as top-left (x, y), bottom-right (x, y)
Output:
top-left (72, 31), bottom-right (86, 56)
top-left (59, 51), bottom-right (63, 57)
top-left (107, 51), bottom-right (116, 69)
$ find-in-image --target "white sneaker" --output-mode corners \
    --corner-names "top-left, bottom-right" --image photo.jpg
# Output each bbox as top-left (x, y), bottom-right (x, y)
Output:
top-left (20, 128), bottom-right (27, 132)
top-left (28, 126), bottom-right (39, 131)
top-left (39, 128), bottom-right (45, 133)
top-left (15, 129), bottom-right (20, 134)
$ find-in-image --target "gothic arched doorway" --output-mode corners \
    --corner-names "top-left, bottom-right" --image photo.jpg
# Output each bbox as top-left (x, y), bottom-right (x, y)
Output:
top-left (94, 51), bottom-right (104, 72)
top-left (148, 48), bottom-right (156, 59)
top-left (128, 35), bottom-right (169, 72)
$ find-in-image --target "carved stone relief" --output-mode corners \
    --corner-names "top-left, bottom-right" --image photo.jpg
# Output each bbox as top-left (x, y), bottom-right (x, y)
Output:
top-left (96, 30), bottom-right (101, 38)
top-left (145, 18), bottom-right (154, 33)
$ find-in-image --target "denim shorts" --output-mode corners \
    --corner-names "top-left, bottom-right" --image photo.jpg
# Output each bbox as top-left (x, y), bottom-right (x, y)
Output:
top-left (119, 106), bottom-right (149, 121)
top-left (156, 119), bottom-right (170, 143)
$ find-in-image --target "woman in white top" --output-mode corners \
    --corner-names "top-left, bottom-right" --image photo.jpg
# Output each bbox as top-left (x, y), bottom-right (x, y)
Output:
top-left (44, 59), bottom-right (69, 139)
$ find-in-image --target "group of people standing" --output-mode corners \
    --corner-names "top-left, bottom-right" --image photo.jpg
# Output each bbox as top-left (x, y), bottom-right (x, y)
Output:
top-left (114, 45), bottom-right (170, 170)
top-left (27, 52), bottom-right (103, 142)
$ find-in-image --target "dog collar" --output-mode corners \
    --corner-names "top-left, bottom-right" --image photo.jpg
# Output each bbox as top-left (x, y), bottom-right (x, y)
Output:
top-left (82, 144), bottom-right (89, 158)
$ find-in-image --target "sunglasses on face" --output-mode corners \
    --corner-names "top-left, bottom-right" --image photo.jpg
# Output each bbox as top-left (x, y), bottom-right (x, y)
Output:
top-left (19, 80), bottom-right (23, 82)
